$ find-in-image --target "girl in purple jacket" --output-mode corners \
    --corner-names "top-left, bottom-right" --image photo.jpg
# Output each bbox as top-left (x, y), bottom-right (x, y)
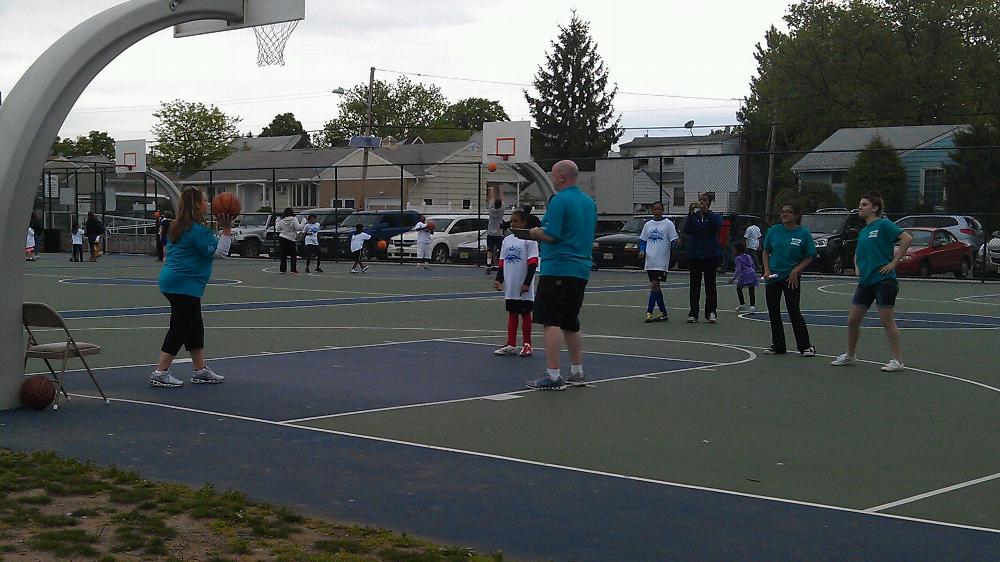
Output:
top-left (732, 241), bottom-right (758, 314)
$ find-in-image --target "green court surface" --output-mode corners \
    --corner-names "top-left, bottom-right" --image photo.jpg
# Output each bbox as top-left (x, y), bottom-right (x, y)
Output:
top-left (12, 255), bottom-right (1000, 558)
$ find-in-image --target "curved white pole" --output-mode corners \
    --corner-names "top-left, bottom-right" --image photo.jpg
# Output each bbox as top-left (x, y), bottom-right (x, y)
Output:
top-left (0, 0), bottom-right (244, 410)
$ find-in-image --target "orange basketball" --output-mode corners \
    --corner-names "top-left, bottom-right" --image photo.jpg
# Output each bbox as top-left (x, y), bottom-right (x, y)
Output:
top-left (212, 192), bottom-right (241, 218)
top-left (487, 162), bottom-right (498, 172)
top-left (21, 375), bottom-right (55, 410)
top-left (377, 239), bottom-right (388, 250)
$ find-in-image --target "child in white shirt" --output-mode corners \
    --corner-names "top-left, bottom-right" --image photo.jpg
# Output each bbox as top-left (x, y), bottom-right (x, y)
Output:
top-left (25, 227), bottom-right (36, 261)
top-left (71, 222), bottom-right (84, 262)
top-left (350, 224), bottom-right (371, 273)
top-left (493, 210), bottom-right (540, 357)
top-left (411, 215), bottom-right (434, 269)
top-left (638, 202), bottom-right (679, 322)
top-left (302, 214), bottom-right (322, 273)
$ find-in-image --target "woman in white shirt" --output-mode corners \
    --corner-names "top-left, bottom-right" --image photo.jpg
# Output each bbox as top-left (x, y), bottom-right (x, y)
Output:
top-left (274, 207), bottom-right (304, 274)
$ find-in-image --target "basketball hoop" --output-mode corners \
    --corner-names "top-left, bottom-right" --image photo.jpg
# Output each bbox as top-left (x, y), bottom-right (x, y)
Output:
top-left (253, 20), bottom-right (299, 66)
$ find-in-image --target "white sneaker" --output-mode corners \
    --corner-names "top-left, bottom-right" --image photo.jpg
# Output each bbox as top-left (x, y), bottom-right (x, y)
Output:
top-left (362, 265), bottom-right (368, 273)
top-left (707, 313), bottom-right (717, 324)
top-left (494, 345), bottom-right (519, 356)
top-left (749, 306), bottom-right (757, 314)
top-left (149, 370), bottom-right (183, 388)
top-left (734, 304), bottom-right (746, 312)
top-left (830, 353), bottom-right (855, 366)
top-left (800, 346), bottom-right (816, 357)
top-left (191, 367), bottom-right (224, 384)
top-left (350, 268), bottom-right (357, 274)
top-left (881, 359), bottom-right (905, 372)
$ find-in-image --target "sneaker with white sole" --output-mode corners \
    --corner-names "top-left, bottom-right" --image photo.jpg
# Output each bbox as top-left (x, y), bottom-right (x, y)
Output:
top-left (645, 312), bottom-right (655, 323)
top-left (881, 359), bottom-right (905, 372)
top-left (707, 313), bottom-right (717, 324)
top-left (749, 306), bottom-right (757, 314)
top-left (149, 370), bottom-right (183, 388)
top-left (654, 313), bottom-right (668, 323)
top-left (362, 265), bottom-right (369, 273)
top-left (764, 346), bottom-right (786, 355)
top-left (191, 367), bottom-right (224, 384)
top-left (526, 375), bottom-right (566, 391)
top-left (494, 345), bottom-right (519, 356)
top-left (519, 343), bottom-right (533, 357)
top-left (734, 304), bottom-right (747, 312)
top-left (830, 353), bottom-right (856, 366)
top-left (687, 316), bottom-right (698, 323)
top-left (565, 371), bottom-right (587, 387)
top-left (800, 346), bottom-right (816, 357)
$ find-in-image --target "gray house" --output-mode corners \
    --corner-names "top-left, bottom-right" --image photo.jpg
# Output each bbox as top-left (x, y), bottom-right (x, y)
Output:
top-left (790, 125), bottom-right (965, 210)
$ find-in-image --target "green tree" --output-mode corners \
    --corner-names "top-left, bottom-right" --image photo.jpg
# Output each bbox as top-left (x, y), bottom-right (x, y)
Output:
top-left (427, 98), bottom-right (510, 142)
top-left (944, 124), bottom-right (1000, 221)
top-left (150, 100), bottom-right (241, 175)
top-left (315, 77), bottom-right (449, 147)
top-left (798, 181), bottom-right (844, 213)
top-left (845, 137), bottom-right (906, 212)
top-left (261, 112), bottom-right (306, 137)
top-left (771, 187), bottom-right (800, 216)
top-left (524, 11), bottom-right (622, 166)
top-left (51, 131), bottom-right (116, 160)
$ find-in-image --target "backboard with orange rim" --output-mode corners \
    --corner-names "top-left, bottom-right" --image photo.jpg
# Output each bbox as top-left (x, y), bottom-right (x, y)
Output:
top-left (483, 121), bottom-right (531, 164)
top-left (115, 139), bottom-right (147, 174)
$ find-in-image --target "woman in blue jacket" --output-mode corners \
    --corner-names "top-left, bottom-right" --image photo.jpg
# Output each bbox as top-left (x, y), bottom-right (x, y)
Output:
top-left (149, 187), bottom-right (233, 388)
top-left (683, 194), bottom-right (722, 323)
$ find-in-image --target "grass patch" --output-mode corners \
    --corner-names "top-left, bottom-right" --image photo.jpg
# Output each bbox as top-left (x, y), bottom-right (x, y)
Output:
top-left (28, 529), bottom-right (100, 557)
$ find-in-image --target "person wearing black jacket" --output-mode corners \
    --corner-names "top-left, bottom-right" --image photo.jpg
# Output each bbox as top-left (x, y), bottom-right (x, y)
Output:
top-left (683, 194), bottom-right (723, 323)
top-left (85, 211), bottom-right (103, 262)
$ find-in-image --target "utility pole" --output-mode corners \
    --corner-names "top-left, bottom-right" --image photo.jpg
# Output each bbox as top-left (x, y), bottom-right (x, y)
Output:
top-left (359, 67), bottom-right (375, 210)
top-left (763, 120), bottom-right (778, 225)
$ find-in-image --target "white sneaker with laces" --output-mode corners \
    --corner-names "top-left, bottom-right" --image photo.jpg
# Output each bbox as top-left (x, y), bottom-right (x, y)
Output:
top-left (830, 353), bottom-right (855, 366)
top-left (749, 306), bottom-right (757, 314)
top-left (707, 313), bottom-right (717, 324)
top-left (191, 367), bottom-right (224, 384)
top-left (149, 370), bottom-right (183, 388)
top-left (494, 345), bottom-right (519, 356)
top-left (800, 346), bottom-right (816, 357)
top-left (881, 359), bottom-right (905, 372)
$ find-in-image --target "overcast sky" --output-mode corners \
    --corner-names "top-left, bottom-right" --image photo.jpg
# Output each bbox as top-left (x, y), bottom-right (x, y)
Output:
top-left (1, 0), bottom-right (793, 149)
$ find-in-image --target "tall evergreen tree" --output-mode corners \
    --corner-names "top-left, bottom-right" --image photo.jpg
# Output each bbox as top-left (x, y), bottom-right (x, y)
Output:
top-left (261, 113), bottom-right (306, 137)
top-left (845, 137), bottom-right (907, 212)
top-left (524, 11), bottom-right (622, 167)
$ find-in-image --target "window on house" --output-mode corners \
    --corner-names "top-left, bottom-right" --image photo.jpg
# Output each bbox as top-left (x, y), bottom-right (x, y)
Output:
top-left (922, 169), bottom-right (945, 207)
top-left (423, 198), bottom-right (433, 206)
top-left (462, 199), bottom-right (471, 209)
top-left (673, 186), bottom-right (685, 206)
top-left (661, 157), bottom-right (675, 166)
top-left (830, 171), bottom-right (846, 184)
top-left (331, 198), bottom-right (356, 209)
top-left (291, 183), bottom-right (317, 207)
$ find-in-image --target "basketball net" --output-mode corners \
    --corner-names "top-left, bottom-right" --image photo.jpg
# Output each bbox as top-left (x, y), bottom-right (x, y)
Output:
top-left (253, 20), bottom-right (299, 66)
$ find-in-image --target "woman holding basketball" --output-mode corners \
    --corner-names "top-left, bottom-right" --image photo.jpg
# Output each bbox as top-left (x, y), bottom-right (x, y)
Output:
top-left (831, 191), bottom-right (912, 372)
top-left (150, 187), bottom-right (233, 388)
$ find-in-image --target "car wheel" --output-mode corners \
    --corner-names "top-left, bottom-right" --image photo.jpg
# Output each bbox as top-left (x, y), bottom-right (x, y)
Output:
top-left (242, 239), bottom-right (260, 258)
top-left (919, 260), bottom-right (931, 277)
top-left (828, 252), bottom-right (845, 275)
top-left (955, 257), bottom-right (970, 279)
top-left (432, 244), bottom-right (449, 264)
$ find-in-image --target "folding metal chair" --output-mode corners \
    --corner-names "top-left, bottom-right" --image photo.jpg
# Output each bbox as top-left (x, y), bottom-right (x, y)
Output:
top-left (23, 302), bottom-right (109, 409)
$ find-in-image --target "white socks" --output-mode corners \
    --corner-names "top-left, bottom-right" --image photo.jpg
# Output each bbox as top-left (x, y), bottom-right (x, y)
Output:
top-left (546, 368), bottom-right (561, 381)
top-left (547, 365), bottom-right (583, 380)
top-left (571, 364), bottom-right (583, 376)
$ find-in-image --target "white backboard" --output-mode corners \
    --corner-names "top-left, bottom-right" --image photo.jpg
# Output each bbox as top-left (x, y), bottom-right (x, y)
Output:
top-left (174, 0), bottom-right (305, 38)
top-left (115, 139), bottom-right (147, 174)
top-left (483, 121), bottom-right (531, 164)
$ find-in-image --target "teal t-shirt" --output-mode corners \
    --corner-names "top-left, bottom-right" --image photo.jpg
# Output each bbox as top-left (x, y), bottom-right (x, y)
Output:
top-left (539, 186), bottom-right (597, 280)
top-left (159, 223), bottom-right (220, 298)
top-left (855, 218), bottom-right (903, 286)
top-left (763, 224), bottom-right (817, 284)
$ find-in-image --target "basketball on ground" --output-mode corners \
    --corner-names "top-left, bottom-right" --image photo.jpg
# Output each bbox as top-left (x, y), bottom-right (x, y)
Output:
top-left (21, 376), bottom-right (55, 410)
top-left (212, 192), bottom-right (241, 218)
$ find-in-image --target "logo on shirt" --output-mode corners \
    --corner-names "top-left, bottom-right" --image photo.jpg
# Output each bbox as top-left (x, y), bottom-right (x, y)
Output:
top-left (790, 237), bottom-right (802, 246)
top-left (647, 229), bottom-right (665, 243)
top-left (504, 246), bottom-right (524, 263)
top-left (868, 230), bottom-right (880, 238)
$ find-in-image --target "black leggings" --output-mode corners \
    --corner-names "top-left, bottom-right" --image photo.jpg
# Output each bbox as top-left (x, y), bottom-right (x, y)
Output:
top-left (688, 257), bottom-right (719, 319)
top-left (737, 285), bottom-right (756, 306)
top-left (304, 244), bottom-right (320, 269)
top-left (279, 238), bottom-right (298, 272)
top-left (161, 293), bottom-right (204, 355)
top-left (765, 279), bottom-right (811, 353)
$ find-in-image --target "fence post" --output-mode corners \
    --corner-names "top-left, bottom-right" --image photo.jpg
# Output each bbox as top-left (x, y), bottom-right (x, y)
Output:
top-left (399, 164), bottom-right (404, 265)
top-left (477, 161), bottom-right (483, 267)
top-left (333, 165), bottom-right (339, 263)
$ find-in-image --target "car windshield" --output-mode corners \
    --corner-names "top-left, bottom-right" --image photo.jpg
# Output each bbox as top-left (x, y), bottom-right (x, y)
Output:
top-left (621, 217), bottom-right (650, 234)
top-left (237, 214), bottom-right (268, 227)
top-left (905, 230), bottom-right (932, 247)
top-left (801, 214), bottom-right (848, 234)
top-left (340, 214), bottom-right (383, 228)
top-left (427, 218), bottom-right (454, 231)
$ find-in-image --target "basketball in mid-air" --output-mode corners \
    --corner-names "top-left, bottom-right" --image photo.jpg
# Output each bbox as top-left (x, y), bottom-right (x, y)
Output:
top-left (487, 162), bottom-right (498, 172)
top-left (212, 192), bottom-right (241, 218)
top-left (21, 376), bottom-right (55, 410)
top-left (377, 240), bottom-right (388, 250)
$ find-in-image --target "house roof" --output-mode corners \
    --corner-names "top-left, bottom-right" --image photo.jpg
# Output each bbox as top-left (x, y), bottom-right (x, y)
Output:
top-left (229, 134), bottom-right (309, 152)
top-left (791, 125), bottom-right (965, 172)
top-left (620, 133), bottom-right (739, 149)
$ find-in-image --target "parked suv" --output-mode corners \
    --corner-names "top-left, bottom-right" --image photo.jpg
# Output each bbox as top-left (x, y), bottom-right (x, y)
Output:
top-left (894, 215), bottom-right (985, 253)
top-left (386, 215), bottom-right (489, 263)
top-left (230, 213), bottom-right (275, 257)
top-left (800, 209), bottom-right (865, 274)
top-left (293, 208), bottom-right (356, 255)
top-left (318, 210), bottom-right (421, 260)
top-left (593, 215), bottom-right (687, 269)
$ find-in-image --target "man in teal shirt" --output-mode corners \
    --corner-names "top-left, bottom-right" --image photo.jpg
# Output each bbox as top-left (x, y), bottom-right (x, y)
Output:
top-left (523, 160), bottom-right (597, 391)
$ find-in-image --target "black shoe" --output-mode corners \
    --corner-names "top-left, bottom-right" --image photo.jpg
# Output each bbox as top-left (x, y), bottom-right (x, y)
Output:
top-left (764, 346), bottom-right (786, 355)
top-left (315, 267), bottom-right (323, 273)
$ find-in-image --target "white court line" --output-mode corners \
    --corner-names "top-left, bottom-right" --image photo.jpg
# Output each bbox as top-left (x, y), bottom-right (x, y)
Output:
top-left (67, 390), bottom-right (1000, 536)
top-left (818, 282), bottom-right (1000, 305)
top-left (739, 310), bottom-right (1000, 330)
top-left (954, 293), bottom-right (1000, 305)
top-left (865, 471), bottom-right (1000, 513)
top-left (442, 338), bottom-right (712, 364)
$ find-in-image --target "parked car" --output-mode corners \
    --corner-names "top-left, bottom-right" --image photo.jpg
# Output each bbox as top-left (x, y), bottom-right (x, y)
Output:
top-left (293, 207), bottom-right (356, 254)
top-left (592, 215), bottom-right (687, 269)
top-left (451, 231), bottom-right (488, 265)
top-left (595, 219), bottom-right (626, 237)
top-left (386, 215), bottom-right (489, 263)
top-left (317, 210), bottom-right (421, 260)
top-left (895, 215), bottom-right (985, 254)
top-left (896, 227), bottom-right (973, 278)
top-left (800, 209), bottom-right (865, 274)
top-left (976, 231), bottom-right (1000, 274)
top-left (230, 213), bottom-right (276, 257)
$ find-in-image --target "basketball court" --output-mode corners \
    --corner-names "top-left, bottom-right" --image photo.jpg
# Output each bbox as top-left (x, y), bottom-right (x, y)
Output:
top-left (3, 255), bottom-right (999, 560)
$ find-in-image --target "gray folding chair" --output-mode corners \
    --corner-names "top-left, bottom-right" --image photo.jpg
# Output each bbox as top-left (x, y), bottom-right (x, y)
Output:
top-left (23, 302), bottom-right (109, 409)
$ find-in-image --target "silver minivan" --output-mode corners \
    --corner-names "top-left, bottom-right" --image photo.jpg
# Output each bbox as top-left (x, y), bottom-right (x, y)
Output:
top-left (894, 215), bottom-right (985, 252)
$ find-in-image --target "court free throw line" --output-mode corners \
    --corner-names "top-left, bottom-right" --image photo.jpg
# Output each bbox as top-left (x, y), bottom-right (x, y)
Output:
top-left (865, 471), bottom-right (1000, 513)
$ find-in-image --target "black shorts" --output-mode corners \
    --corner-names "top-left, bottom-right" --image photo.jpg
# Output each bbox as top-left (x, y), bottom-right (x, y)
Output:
top-left (351, 249), bottom-right (362, 261)
top-left (505, 299), bottom-right (534, 314)
top-left (852, 279), bottom-right (898, 309)
top-left (487, 235), bottom-right (504, 255)
top-left (533, 275), bottom-right (588, 332)
top-left (646, 270), bottom-right (667, 282)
